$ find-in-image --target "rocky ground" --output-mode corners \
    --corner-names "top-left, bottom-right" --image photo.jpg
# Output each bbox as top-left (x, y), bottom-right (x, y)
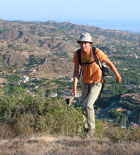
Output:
top-left (0, 134), bottom-right (140, 155)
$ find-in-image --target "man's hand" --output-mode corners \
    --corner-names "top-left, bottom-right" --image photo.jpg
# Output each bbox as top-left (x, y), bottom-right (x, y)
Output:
top-left (72, 89), bottom-right (77, 97)
top-left (116, 74), bottom-right (122, 83)
top-left (104, 57), bottom-right (122, 83)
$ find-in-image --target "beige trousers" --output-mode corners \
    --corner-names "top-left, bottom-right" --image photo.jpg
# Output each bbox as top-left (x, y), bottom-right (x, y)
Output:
top-left (82, 82), bottom-right (102, 130)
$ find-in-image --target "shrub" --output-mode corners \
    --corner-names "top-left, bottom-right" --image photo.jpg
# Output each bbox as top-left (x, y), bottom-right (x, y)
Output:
top-left (0, 87), bottom-right (139, 143)
top-left (95, 119), bottom-right (108, 138)
top-left (0, 87), bottom-right (83, 137)
top-left (104, 126), bottom-right (140, 143)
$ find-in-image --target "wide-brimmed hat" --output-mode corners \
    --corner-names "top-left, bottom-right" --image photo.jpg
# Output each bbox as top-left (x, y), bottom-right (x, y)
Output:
top-left (77, 32), bottom-right (93, 44)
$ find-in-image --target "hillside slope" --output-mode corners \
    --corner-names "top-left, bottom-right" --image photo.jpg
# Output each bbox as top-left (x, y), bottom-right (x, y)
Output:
top-left (0, 19), bottom-right (139, 79)
top-left (0, 135), bottom-right (140, 155)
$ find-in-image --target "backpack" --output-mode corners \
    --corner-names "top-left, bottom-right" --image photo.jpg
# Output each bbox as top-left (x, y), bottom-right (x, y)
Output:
top-left (77, 47), bottom-right (109, 99)
top-left (77, 47), bottom-right (109, 78)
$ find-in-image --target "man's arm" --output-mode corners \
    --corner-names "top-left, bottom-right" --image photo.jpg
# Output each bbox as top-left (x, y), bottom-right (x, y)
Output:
top-left (103, 57), bottom-right (122, 83)
top-left (72, 64), bottom-right (79, 96)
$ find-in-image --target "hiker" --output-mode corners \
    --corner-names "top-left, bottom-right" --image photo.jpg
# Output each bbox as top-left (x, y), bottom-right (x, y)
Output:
top-left (72, 32), bottom-right (121, 138)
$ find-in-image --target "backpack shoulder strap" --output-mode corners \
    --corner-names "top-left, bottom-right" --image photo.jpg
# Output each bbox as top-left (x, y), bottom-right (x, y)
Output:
top-left (77, 49), bottom-right (82, 79)
top-left (92, 47), bottom-right (99, 65)
top-left (77, 49), bottom-right (81, 65)
top-left (92, 47), bottom-right (102, 70)
top-left (77, 48), bottom-right (96, 65)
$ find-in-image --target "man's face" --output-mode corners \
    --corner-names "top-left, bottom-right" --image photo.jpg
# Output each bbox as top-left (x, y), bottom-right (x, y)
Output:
top-left (79, 42), bottom-right (91, 53)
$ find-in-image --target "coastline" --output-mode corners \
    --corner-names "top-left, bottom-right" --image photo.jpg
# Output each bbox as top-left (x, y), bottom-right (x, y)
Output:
top-left (70, 20), bottom-right (140, 33)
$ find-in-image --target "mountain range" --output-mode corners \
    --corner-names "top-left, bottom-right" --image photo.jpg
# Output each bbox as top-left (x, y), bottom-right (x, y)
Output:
top-left (0, 19), bottom-right (139, 79)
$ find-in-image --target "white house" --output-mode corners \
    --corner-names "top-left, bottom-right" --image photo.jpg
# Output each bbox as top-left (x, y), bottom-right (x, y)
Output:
top-left (63, 89), bottom-right (72, 96)
top-left (65, 77), bottom-right (73, 82)
top-left (22, 75), bottom-right (29, 82)
top-left (50, 92), bottom-right (58, 98)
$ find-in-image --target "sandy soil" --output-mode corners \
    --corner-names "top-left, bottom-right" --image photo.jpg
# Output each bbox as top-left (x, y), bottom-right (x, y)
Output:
top-left (0, 134), bottom-right (140, 155)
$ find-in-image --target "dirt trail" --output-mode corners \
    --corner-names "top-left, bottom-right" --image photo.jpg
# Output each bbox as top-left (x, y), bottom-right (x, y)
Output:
top-left (0, 135), bottom-right (140, 155)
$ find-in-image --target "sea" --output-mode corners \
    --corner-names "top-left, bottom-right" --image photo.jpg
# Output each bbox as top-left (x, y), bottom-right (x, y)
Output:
top-left (71, 20), bottom-right (140, 34)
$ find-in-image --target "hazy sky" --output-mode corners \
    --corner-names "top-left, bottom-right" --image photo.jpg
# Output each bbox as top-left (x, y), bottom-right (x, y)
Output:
top-left (0, 0), bottom-right (140, 23)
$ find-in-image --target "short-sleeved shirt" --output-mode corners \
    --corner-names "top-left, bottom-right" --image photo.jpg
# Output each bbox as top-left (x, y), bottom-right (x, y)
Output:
top-left (73, 47), bottom-right (107, 84)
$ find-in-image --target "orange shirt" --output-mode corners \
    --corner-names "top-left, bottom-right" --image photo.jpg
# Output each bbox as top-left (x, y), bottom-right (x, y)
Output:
top-left (73, 47), bottom-right (107, 84)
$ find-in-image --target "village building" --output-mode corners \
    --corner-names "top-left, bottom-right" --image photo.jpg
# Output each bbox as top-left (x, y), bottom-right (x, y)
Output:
top-left (50, 92), bottom-right (58, 98)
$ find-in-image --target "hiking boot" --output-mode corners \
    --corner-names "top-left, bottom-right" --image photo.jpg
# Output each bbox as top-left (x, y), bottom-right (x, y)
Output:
top-left (85, 129), bottom-right (95, 138)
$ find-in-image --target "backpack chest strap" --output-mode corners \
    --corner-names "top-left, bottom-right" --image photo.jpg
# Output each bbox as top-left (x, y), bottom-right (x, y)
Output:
top-left (77, 47), bottom-right (97, 66)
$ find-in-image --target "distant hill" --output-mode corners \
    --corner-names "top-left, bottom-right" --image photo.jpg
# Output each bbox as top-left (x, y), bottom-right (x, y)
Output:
top-left (0, 19), bottom-right (139, 79)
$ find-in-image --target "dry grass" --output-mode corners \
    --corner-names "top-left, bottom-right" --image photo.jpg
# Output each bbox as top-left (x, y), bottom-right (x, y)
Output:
top-left (0, 134), bottom-right (140, 155)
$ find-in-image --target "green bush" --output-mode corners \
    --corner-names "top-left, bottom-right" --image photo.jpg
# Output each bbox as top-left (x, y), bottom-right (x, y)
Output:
top-left (104, 126), bottom-right (140, 143)
top-left (0, 87), bottom-right (139, 143)
top-left (95, 119), bottom-right (108, 138)
top-left (0, 87), bottom-right (83, 137)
